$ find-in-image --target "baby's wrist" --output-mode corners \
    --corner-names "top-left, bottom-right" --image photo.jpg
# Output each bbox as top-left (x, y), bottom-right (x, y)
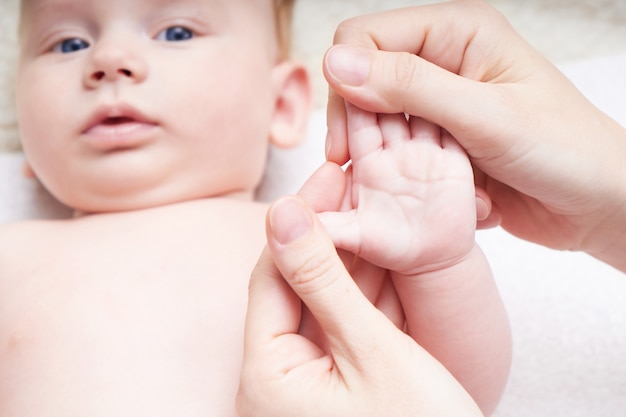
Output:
top-left (391, 243), bottom-right (479, 283)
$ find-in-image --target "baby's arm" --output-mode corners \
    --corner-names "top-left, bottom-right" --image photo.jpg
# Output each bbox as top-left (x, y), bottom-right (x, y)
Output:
top-left (320, 102), bottom-right (511, 415)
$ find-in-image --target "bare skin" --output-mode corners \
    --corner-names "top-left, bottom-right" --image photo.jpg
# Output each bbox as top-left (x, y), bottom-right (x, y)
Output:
top-left (323, 0), bottom-right (626, 272)
top-left (2, 0), bottom-right (309, 414)
top-left (236, 104), bottom-right (511, 415)
top-left (318, 103), bottom-right (510, 414)
top-left (0, 199), bottom-right (266, 416)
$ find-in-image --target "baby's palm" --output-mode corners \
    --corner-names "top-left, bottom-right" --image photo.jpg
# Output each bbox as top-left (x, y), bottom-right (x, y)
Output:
top-left (321, 104), bottom-right (476, 275)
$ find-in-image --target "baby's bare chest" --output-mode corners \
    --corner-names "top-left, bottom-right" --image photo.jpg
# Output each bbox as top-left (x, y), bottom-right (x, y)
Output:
top-left (0, 203), bottom-right (267, 415)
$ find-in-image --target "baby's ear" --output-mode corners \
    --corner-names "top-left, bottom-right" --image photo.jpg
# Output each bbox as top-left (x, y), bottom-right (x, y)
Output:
top-left (22, 160), bottom-right (37, 179)
top-left (269, 61), bottom-right (312, 149)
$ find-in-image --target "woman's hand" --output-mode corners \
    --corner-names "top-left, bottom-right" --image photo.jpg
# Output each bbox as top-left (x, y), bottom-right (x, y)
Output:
top-left (323, 0), bottom-right (626, 271)
top-left (237, 184), bottom-right (484, 417)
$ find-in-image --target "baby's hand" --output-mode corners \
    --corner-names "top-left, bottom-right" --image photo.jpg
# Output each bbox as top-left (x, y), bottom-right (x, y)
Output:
top-left (320, 102), bottom-right (476, 275)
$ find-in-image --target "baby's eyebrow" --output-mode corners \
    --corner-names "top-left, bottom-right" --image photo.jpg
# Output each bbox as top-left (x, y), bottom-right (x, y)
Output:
top-left (20, 0), bottom-right (83, 31)
top-left (23, 0), bottom-right (81, 17)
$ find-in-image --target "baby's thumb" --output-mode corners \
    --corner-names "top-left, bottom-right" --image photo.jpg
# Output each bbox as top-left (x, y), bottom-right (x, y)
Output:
top-left (267, 196), bottom-right (388, 355)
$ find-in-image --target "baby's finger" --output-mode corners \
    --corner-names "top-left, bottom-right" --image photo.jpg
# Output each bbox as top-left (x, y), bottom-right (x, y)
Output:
top-left (316, 210), bottom-right (361, 256)
top-left (378, 113), bottom-right (411, 148)
top-left (476, 189), bottom-right (502, 229)
top-left (409, 116), bottom-right (442, 147)
top-left (345, 101), bottom-right (383, 161)
top-left (477, 212), bottom-right (502, 230)
top-left (475, 187), bottom-right (493, 223)
top-left (297, 162), bottom-right (346, 213)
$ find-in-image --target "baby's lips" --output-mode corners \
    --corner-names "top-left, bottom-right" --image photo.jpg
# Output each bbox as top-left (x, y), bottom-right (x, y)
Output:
top-left (82, 102), bottom-right (156, 134)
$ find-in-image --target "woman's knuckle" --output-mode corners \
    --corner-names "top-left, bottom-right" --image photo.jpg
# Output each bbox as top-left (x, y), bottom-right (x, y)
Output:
top-left (393, 52), bottom-right (419, 92)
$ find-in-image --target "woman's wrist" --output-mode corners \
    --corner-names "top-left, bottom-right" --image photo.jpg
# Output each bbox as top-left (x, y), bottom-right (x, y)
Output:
top-left (580, 122), bottom-right (626, 272)
top-left (583, 205), bottom-right (626, 273)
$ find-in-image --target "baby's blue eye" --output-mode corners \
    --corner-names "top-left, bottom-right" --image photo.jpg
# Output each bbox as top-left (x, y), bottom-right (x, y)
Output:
top-left (157, 26), bottom-right (194, 42)
top-left (54, 38), bottom-right (90, 53)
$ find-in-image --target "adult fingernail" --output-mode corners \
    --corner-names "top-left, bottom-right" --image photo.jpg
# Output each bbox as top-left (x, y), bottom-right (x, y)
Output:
top-left (270, 197), bottom-right (313, 245)
top-left (325, 131), bottom-right (332, 159)
top-left (326, 45), bottom-right (370, 86)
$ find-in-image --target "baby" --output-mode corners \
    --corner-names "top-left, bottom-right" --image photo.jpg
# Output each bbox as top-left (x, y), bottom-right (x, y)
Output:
top-left (1, 0), bottom-right (310, 415)
top-left (0, 0), bottom-right (510, 416)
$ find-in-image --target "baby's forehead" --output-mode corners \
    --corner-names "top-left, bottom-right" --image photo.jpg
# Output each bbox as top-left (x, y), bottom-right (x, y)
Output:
top-left (19, 0), bottom-right (277, 34)
top-left (20, 0), bottom-right (275, 12)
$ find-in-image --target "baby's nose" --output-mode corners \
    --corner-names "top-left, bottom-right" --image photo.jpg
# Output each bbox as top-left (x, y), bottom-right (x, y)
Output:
top-left (83, 38), bottom-right (148, 87)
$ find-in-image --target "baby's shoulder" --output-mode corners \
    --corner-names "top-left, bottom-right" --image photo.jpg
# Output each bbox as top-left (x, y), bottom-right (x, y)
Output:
top-left (0, 219), bottom-right (63, 246)
top-left (0, 198), bottom-right (270, 262)
top-left (0, 220), bottom-right (69, 275)
top-left (148, 198), bottom-right (270, 237)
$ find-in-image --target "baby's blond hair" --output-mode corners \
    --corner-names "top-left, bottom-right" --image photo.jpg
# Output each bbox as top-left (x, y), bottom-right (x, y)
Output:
top-left (274, 0), bottom-right (295, 59)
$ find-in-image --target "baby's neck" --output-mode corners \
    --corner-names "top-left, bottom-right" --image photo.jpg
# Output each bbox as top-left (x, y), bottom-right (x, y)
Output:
top-left (72, 191), bottom-right (258, 218)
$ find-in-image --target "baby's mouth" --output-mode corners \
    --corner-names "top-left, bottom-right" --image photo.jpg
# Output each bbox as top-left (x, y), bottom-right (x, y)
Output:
top-left (86, 117), bottom-right (149, 135)
top-left (102, 116), bottom-right (135, 125)
top-left (82, 114), bottom-right (158, 151)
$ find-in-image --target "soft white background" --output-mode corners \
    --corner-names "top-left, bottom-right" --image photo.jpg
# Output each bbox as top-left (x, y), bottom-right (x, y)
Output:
top-left (2, 1), bottom-right (626, 416)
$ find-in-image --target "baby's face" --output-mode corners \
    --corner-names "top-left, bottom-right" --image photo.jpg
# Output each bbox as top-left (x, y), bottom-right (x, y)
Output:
top-left (16, 0), bottom-right (282, 212)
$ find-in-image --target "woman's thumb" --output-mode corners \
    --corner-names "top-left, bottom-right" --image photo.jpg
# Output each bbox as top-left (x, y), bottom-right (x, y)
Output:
top-left (323, 45), bottom-right (480, 133)
top-left (266, 196), bottom-right (387, 351)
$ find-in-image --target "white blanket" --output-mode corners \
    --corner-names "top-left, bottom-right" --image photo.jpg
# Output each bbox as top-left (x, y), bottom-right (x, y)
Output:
top-left (2, 53), bottom-right (626, 416)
